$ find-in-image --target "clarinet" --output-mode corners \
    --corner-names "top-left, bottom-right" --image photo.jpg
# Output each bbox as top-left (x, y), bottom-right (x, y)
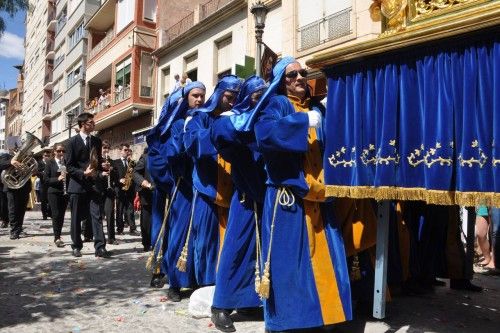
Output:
top-left (58, 161), bottom-right (67, 196)
top-left (105, 154), bottom-right (112, 189)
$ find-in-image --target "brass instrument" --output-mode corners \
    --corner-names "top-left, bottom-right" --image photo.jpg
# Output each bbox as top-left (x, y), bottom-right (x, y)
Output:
top-left (105, 154), bottom-right (112, 189)
top-left (58, 163), bottom-right (67, 195)
top-left (122, 157), bottom-right (136, 190)
top-left (1, 132), bottom-right (44, 189)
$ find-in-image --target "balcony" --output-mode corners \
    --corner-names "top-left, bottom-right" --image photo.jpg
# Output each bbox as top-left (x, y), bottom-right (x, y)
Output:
top-left (47, 5), bottom-right (57, 32)
top-left (200, 0), bottom-right (236, 21)
top-left (89, 29), bottom-right (114, 60)
top-left (114, 86), bottom-right (130, 104)
top-left (44, 71), bottom-right (54, 90)
top-left (297, 7), bottom-right (352, 52)
top-left (162, 12), bottom-right (194, 46)
top-left (86, 0), bottom-right (116, 32)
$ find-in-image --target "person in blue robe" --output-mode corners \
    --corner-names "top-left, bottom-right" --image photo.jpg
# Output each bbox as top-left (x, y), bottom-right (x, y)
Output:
top-left (161, 81), bottom-right (206, 302)
top-left (210, 76), bottom-right (268, 332)
top-left (145, 89), bottom-right (183, 288)
top-left (183, 75), bottom-right (241, 288)
top-left (251, 57), bottom-right (352, 332)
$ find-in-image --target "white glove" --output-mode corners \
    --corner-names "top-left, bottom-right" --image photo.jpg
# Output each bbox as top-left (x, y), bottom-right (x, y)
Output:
top-left (307, 110), bottom-right (322, 128)
top-left (183, 116), bottom-right (193, 132)
top-left (220, 111), bottom-right (235, 117)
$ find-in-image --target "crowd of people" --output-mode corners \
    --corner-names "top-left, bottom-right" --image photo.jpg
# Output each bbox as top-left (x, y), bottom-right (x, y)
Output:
top-left (0, 56), bottom-right (498, 333)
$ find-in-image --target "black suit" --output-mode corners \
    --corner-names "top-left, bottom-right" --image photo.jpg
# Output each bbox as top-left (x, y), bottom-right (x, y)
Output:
top-left (37, 159), bottom-right (51, 219)
top-left (65, 134), bottom-right (106, 252)
top-left (0, 153), bottom-right (31, 238)
top-left (133, 153), bottom-right (153, 250)
top-left (99, 157), bottom-right (118, 242)
top-left (114, 157), bottom-right (136, 233)
top-left (44, 158), bottom-right (69, 240)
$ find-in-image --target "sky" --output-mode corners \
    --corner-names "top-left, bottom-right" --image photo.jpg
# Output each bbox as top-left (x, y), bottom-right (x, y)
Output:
top-left (0, 11), bottom-right (26, 91)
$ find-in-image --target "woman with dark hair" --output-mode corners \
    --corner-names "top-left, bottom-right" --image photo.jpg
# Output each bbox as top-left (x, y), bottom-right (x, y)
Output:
top-left (44, 143), bottom-right (69, 247)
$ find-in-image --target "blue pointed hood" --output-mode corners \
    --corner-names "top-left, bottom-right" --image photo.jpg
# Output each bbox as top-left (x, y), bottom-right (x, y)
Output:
top-left (194, 74), bottom-right (241, 114)
top-left (231, 75), bottom-right (267, 115)
top-left (231, 56), bottom-right (297, 131)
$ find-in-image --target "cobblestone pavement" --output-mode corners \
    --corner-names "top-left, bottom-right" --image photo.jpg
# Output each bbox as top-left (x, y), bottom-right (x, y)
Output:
top-left (0, 210), bottom-right (499, 333)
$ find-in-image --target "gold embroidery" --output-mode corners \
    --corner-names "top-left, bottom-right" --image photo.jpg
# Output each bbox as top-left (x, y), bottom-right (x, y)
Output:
top-left (328, 146), bottom-right (357, 168)
top-left (458, 140), bottom-right (488, 168)
top-left (361, 140), bottom-right (400, 166)
top-left (407, 141), bottom-right (453, 168)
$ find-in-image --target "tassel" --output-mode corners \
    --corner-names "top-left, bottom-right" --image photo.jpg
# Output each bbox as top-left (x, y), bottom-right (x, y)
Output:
top-left (176, 247), bottom-right (188, 272)
top-left (259, 262), bottom-right (271, 299)
top-left (254, 263), bottom-right (261, 294)
top-left (145, 251), bottom-right (155, 271)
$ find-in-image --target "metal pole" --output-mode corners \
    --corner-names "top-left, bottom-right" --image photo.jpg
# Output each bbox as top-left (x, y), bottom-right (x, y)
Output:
top-left (256, 40), bottom-right (261, 77)
top-left (373, 200), bottom-right (390, 319)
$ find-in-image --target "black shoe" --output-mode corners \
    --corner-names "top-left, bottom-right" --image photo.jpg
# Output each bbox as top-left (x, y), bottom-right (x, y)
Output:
top-left (95, 248), bottom-right (112, 258)
top-left (130, 229), bottom-right (138, 235)
top-left (72, 249), bottom-right (82, 257)
top-left (1, 222), bottom-right (8, 228)
top-left (42, 216), bottom-right (47, 220)
top-left (83, 237), bottom-right (92, 242)
top-left (211, 310), bottom-right (236, 333)
top-left (150, 274), bottom-right (165, 288)
top-left (116, 231), bottom-right (124, 235)
top-left (167, 287), bottom-right (181, 302)
top-left (237, 307), bottom-right (263, 319)
top-left (9, 234), bottom-right (19, 240)
top-left (432, 278), bottom-right (446, 287)
top-left (450, 279), bottom-right (483, 292)
top-left (108, 239), bottom-right (119, 245)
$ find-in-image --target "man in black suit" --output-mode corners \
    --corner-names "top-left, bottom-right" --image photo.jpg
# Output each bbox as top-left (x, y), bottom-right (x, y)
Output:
top-left (133, 148), bottom-right (154, 252)
top-left (65, 112), bottom-right (111, 258)
top-left (100, 140), bottom-right (119, 245)
top-left (37, 150), bottom-right (52, 220)
top-left (114, 143), bottom-right (136, 235)
top-left (44, 143), bottom-right (69, 247)
top-left (0, 152), bottom-right (31, 240)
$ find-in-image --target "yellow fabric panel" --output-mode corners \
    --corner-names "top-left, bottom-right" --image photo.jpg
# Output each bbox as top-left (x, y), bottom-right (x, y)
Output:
top-left (215, 154), bottom-right (233, 208)
top-left (304, 200), bottom-right (346, 324)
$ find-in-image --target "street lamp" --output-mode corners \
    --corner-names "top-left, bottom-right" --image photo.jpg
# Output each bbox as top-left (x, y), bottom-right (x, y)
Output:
top-left (67, 110), bottom-right (75, 139)
top-left (250, 1), bottom-right (268, 77)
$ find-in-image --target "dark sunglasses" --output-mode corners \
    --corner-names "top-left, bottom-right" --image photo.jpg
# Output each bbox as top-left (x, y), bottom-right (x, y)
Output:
top-left (285, 69), bottom-right (308, 79)
top-left (56, 149), bottom-right (65, 153)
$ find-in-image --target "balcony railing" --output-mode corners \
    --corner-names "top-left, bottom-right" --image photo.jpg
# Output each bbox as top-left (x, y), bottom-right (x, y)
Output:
top-left (163, 12), bottom-right (194, 46)
top-left (114, 86), bottom-right (130, 104)
top-left (43, 104), bottom-right (51, 115)
top-left (200, 0), bottom-right (236, 21)
top-left (44, 72), bottom-right (53, 86)
top-left (89, 29), bottom-right (115, 60)
top-left (297, 7), bottom-right (352, 51)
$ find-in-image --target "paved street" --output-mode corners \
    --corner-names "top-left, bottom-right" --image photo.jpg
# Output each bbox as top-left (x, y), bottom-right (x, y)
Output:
top-left (0, 209), bottom-right (499, 333)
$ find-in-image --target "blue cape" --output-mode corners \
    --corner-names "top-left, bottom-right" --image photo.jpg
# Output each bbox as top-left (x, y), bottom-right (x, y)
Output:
top-left (231, 75), bottom-right (267, 115)
top-left (231, 56), bottom-right (296, 131)
top-left (194, 75), bottom-right (241, 114)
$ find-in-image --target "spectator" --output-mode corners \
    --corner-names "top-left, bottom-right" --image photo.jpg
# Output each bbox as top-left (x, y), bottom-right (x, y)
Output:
top-left (476, 206), bottom-right (491, 267)
top-left (173, 74), bottom-right (181, 92)
top-left (34, 176), bottom-right (41, 203)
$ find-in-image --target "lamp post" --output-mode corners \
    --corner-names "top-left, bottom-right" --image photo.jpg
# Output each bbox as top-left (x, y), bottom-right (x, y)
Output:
top-left (250, 1), bottom-right (268, 77)
top-left (67, 110), bottom-right (75, 139)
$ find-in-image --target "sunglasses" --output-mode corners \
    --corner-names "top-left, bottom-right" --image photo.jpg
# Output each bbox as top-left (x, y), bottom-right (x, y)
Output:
top-left (56, 150), bottom-right (65, 153)
top-left (285, 69), bottom-right (308, 79)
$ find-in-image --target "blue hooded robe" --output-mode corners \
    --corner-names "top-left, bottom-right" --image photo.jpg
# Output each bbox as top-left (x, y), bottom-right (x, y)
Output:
top-left (211, 76), bottom-right (268, 309)
top-left (253, 57), bottom-right (352, 331)
top-left (183, 75), bottom-right (241, 286)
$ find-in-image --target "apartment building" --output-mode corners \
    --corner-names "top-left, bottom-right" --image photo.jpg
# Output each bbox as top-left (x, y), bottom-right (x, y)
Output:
top-left (154, 0), bottom-right (249, 112)
top-left (5, 67), bottom-right (25, 151)
top-left (154, 0), bottom-right (380, 113)
top-left (23, 0), bottom-right (54, 148)
top-left (0, 90), bottom-right (8, 152)
top-left (48, 0), bottom-right (101, 145)
top-left (84, 0), bottom-right (157, 156)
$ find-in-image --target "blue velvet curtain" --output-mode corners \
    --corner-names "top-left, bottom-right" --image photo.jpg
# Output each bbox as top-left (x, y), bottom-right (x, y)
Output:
top-left (324, 33), bottom-right (499, 207)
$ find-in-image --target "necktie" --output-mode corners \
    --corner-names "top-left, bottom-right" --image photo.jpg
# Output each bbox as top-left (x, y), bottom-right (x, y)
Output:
top-left (85, 136), bottom-right (90, 151)
top-left (123, 159), bottom-right (127, 168)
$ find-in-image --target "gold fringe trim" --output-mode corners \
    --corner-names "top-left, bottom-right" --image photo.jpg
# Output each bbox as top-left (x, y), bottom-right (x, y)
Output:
top-left (325, 186), bottom-right (500, 207)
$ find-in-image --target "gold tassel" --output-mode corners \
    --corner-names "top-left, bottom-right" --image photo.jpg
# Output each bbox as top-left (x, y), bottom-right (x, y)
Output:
top-left (253, 200), bottom-right (262, 295)
top-left (259, 262), bottom-right (271, 299)
top-left (176, 246), bottom-right (188, 272)
top-left (153, 255), bottom-right (163, 274)
top-left (145, 251), bottom-right (155, 271)
top-left (254, 262), bottom-right (261, 294)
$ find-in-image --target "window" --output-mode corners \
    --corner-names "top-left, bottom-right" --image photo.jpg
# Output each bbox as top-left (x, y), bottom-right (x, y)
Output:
top-left (161, 67), bottom-right (170, 100)
top-left (115, 57), bottom-right (132, 103)
top-left (66, 61), bottom-right (82, 87)
top-left (184, 52), bottom-right (198, 81)
top-left (143, 0), bottom-right (156, 21)
top-left (68, 22), bottom-right (84, 49)
top-left (51, 113), bottom-right (62, 134)
top-left (53, 78), bottom-right (63, 100)
top-left (140, 52), bottom-right (153, 97)
top-left (215, 36), bottom-right (232, 83)
top-left (297, 0), bottom-right (352, 51)
top-left (117, 0), bottom-right (136, 32)
top-left (56, 7), bottom-right (67, 34)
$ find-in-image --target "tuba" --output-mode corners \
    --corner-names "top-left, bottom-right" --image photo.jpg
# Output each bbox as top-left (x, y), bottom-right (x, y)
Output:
top-left (1, 132), bottom-right (44, 189)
